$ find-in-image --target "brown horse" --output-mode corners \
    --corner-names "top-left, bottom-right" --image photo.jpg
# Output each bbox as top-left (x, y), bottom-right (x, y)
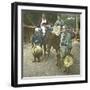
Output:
top-left (43, 29), bottom-right (61, 66)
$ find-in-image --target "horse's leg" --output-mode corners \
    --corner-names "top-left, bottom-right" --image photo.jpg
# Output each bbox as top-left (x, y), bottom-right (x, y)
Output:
top-left (56, 48), bottom-right (62, 68)
top-left (47, 44), bottom-right (51, 57)
top-left (37, 57), bottom-right (40, 62)
top-left (32, 56), bottom-right (36, 62)
top-left (43, 44), bottom-right (47, 56)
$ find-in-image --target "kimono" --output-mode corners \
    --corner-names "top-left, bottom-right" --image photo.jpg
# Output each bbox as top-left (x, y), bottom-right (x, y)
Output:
top-left (32, 32), bottom-right (42, 46)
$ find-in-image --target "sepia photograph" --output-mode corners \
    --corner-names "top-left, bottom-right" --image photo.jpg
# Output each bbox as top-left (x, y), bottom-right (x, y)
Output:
top-left (22, 10), bottom-right (80, 77)
top-left (11, 2), bottom-right (87, 87)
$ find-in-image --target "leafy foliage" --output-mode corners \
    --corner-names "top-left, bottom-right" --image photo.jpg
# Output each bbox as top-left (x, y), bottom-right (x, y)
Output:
top-left (22, 10), bottom-right (80, 29)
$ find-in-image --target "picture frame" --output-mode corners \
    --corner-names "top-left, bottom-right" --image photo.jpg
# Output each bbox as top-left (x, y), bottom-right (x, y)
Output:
top-left (11, 2), bottom-right (88, 87)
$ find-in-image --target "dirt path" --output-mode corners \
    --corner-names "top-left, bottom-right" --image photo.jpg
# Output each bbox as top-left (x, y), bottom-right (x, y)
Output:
top-left (23, 41), bottom-right (80, 77)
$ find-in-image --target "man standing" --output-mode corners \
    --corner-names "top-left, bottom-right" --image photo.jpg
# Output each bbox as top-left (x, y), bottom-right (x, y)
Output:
top-left (60, 26), bottom-right (73, 71)
top-left (60, 27), bottom-right (72, 58)
top-left (32, 28), bottom-right (42, 47)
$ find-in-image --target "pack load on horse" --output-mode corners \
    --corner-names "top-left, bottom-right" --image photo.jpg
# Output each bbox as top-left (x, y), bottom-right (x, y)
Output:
top-left (60, 26), bottom-right (74, 72)
top-left (32, 44), bottom-right (43, 62)
top-left (52, 26), bottom-right (61, 36)
top-left (31, 28), bottom-right (43, 62)
top-left (52, 15), bottom-right (64, 36)
top-left (64, 55), bottom-right (73, 69)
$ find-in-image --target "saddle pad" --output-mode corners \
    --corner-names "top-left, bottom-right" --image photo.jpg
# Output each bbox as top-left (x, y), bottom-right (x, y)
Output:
top-left (52, 26), bottom-right (61, 36)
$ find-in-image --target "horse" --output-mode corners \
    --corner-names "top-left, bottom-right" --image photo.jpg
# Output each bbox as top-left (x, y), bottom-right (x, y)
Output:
top-left (42, 25), bottom-right (61, 66)
top-left (43, 31), bottom-right (60, 55)
top-left (33, 25), bottom-right (61, 65)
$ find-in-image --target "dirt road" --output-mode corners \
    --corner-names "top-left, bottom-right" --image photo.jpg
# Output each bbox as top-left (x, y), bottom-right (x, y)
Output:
top-left (23, 40), bottom-right (80, 77)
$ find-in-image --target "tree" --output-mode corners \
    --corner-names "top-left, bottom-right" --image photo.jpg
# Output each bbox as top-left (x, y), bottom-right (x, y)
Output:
top-left (22, 10), bottom-right (80, 30)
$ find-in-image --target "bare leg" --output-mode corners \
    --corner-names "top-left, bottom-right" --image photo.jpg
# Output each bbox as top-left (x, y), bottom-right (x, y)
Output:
top-left (37, 57), bottom-right (40, 62)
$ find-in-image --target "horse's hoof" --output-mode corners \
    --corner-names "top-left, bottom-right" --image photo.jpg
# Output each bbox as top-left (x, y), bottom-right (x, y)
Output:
top-left (37, 60), bottom-right (40, 62)
top-left (60, 67), bottom-right (66, 72)
top-left (56, 63), bottom-right (59, 66)
top-left (32, 60), bottom-right (36, 62)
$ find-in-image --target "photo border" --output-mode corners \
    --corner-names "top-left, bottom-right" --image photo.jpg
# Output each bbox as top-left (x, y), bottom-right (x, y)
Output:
top-left (11, 2), bottom-right (88, 87)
